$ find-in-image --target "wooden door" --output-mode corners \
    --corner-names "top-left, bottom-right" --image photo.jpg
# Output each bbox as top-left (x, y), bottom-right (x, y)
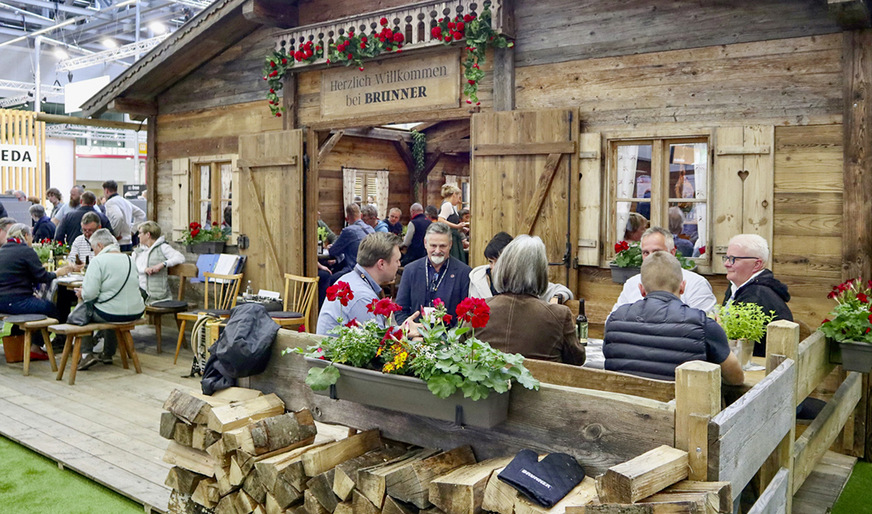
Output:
top-left (237, 130), bottom-right (305, 293)
top-left (470, 109), bottom-right (578, 290)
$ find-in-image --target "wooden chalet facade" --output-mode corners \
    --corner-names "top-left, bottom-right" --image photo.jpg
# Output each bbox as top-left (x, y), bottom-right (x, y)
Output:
top-left (82, 0), bottom-right (872, 455)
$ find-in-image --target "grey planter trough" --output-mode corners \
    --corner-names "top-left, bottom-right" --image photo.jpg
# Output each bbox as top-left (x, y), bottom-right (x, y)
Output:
top-left (187, 241), bottom-right (226, 254)
top-left (609, 264), bottom-right (640, 284)
top-left (304, 357), bottom-right (510, 428)
top-left (830, 340), bottom-right (872, 373)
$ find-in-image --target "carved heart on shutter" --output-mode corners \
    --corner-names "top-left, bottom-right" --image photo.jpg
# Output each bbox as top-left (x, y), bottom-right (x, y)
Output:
top-left (737, 169), bottom-right (750, 181)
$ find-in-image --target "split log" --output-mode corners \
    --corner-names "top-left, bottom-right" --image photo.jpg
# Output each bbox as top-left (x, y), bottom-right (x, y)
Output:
top-left (215, 489), bottom-right (259, 514)
top-left (236, 410), bottom-right (317, 455)
top-left (207, 394), bottom-right (285, 433)
top-left (264, 493), bottom-right (284, 514)
top-left (662, 481), bottom-right (731, 513)
top-left (352, 489), bottom-right (381, 514)
top-left (230, 455), bottom-right (249, 487)
top-left (164, 389), bottom-right (224, 424)
top-left (243, 465), bottom-right (270, 505)
top-left (193, 425), bottom-right (221, 450)
top-left (255, 440), bottom-right (335, 493)
top-left (333, 502), bottom-right (353, 514)
top-left (192, 477), bottom-right (220, 509)
top-left (481, 465), bottom-right (519, 514)
top-left (211, 387), bottom-right (264, 402)
top-left (306, 469), bottom-right (338, 512)
top-left (161, 411), bottom-right (179, 439)
top-left (358, 448), bottom-right (439, 508)
top-left (174, 422), bottom-right (195, 447)
top-left (332, 446), bottom-right (409, 501)
top-left (383, 496), bottom-right (416, 514)
top-left (168, 490), bottom-right (213, 514)
top-left (208, 438), bottom-right (233, 469)
top-left (568, 495), bottom-right (711, 513)
top-left (428, 456), bottom-right (513, 514)
top-left (272, 475), bottom-right (304, 509)
top-left (164, 441), bottom-right (218, 477)
top-left (215, 465), bottom-right (239, 496)
top-left (596, 446), bottom-right (689, 504)
top-left (301, 429), bottom-right (382, 477)
top-left (514, 477), bottom-right (597, 514)
top-left (254, 505), bottom-right (267, 514)
top-left (385, 446), bottom-right (477, 509)
top-left (165, 466), bottom-right (206, 495)
top-left (304, 489), bottom-right (330, 514)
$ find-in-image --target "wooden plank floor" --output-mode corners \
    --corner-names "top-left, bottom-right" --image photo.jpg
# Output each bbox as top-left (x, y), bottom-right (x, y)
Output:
top-left (0, 323), bottom-right (860, 513)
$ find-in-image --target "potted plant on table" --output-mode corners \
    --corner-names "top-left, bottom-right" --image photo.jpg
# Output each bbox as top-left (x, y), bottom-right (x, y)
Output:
top-left (181, 222), bottom-right (227, 254)
top-left (291, 291), bottom-right (539, 428)
top-left (714, 302), bottom-right (775, 371)
top-left (820, 278), bottom-right (872, 372)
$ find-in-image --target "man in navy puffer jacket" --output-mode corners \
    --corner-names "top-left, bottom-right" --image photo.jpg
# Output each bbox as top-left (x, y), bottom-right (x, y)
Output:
top-left (604, 251), bottom-right (744, 384)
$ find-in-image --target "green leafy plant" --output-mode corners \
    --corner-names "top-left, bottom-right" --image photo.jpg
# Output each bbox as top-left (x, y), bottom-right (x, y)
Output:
top-left (820, 278), bottom-right (872, 343)
top-left (715, 302), bottom-right (776, 342)
top-left (290, 294), bottom-right (539, 400)
top-left (263, 41), bottom-right (324, 117)
top-left (33, 244), bottom-right (53, 264)
top-left (317, 226), bottom-right (329, 243)
top-left (612, 241), bottom-right (642, 268)
top-left (180, 222), bottom-right (228, 245)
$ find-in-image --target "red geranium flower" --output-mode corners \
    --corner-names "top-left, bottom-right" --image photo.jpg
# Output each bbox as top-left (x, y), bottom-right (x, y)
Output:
top-left (433, 298), bottom-right (444, 308)
top-left (344, 319), bottom-right (359, 328)
top-left (367, 298), bottom-right (401, 317)
top-left (442, 314), bottom-right (452, 325)
top-left (297, 324), bottom-right (306, 332)
top-left (859, 293), bottom-right (869, 304)
top-left (326, 281), bottom-right (354, 306)
top-left (456, 297), bottom-right (490, 329)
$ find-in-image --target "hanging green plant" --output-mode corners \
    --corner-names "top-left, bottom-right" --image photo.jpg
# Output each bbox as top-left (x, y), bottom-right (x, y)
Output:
top-left (411, 130), bottom-right (426, 174)
top-left (263, 41), bottom-right (324, 116)
top-left (431, 5), bottom-right (513, 105)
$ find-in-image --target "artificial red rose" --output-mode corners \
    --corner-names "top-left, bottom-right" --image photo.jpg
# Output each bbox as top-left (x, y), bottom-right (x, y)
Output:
top-left (191, 228), bottom-right (200, 237)
top-left (276, 112), bottom-right (282, 117)
top-left (270, 61), bottom-right (276, 68)
top-left (190, 222), bottom-right (199, 229)
top-left (444, 35), bottom-right (453, 42)
top-left (431, 27), bottom-right (442, 39)
top-left (466, 99), bottom-right (472, 104)
top-left (699, 246), bottom-right (706, 255)
top-left (468, 79), bottom-right (476, 85)
top-left (347, 53), bottom-right (353, 60)
top-left (380, 17), bottom-right (388, 26)
top-left (361, 35), bottom-right (367, 43)
top-left (453, 31), bottom-right (463, 40)
top-left (456, 22), bottom-right (464, 32)
top-left (464, 14), bottom-right (474, 22)
top-left (269, 70), bottom-right (278, 77)
top-left (281, 58), bottom-right (287, 65)
top-left (393, 33), bottom-right (404, 43)
top-left (448, 21), bottom-right (455, 30)
top-left (868, 313), bottom-right (872, 325)
top-left (360, 42), bottom-right (366, 49)
top-left (269, 88), bottom-right (275, 94)
top-left (822, 318), bottom-right (831, 324)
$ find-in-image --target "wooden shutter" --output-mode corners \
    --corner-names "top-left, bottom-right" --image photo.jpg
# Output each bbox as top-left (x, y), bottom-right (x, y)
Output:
top-left (230, 156), bottom-right (240, 246)
top-left (171, 157), bottom-right (190, 242)
top-left (577, 132), bottom-right (601, 266)
top-left (470, 109), bottom-right (578, 291)
top-left (712, 126), bottom-right (774, 273)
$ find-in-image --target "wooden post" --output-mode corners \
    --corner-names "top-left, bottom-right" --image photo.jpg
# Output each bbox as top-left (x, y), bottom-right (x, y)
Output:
top-left (146, 116), bottom-right (158, 221)
top-left (283, 74), bottom-right (297, 130)
top-left (306, 127), bottom-right (321, 328)
top-left (674, 361), bottom-right (720, 481)
top-left (493, 47), bottom-right (515, 112)
top-left (765, 320), bottom-right (800, 380)
top-left (844, 28), bottom-right (872, 460)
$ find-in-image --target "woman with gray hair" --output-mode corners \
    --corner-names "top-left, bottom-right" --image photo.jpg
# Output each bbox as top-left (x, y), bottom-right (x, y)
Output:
top-left (134, 221), bottom-right (185, 305)
top-left (29, 203), bottom-right (56, 242)
top-left (474, 235), bottom-right (586, 365)
top-left (0, 223), bottom-right (81, 357)
top-left (75, 228), bottom-right (145, 370)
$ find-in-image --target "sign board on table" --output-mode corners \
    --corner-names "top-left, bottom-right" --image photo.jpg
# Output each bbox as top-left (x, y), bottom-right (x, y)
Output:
top-left (0, 144), bottom-right (38, 168)
top-left (320, 52), bottom-right (460, 120)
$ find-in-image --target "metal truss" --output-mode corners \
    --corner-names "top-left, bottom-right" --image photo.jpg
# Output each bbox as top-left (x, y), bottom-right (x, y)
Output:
top-left (0, 79), bottom-right (65, 96)
top-left (56, 34), bottom-right (169, 71)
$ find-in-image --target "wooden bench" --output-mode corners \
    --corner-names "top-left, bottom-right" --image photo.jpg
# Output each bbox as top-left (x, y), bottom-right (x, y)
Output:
top-left (0, 314), bottom-right (59, 376)
top-left (48, 318), bottom-right (145, 385)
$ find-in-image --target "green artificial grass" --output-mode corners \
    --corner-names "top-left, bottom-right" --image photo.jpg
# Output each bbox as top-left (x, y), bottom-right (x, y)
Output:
top-left (832, 459), bottom-right (872, 514)
top-left (0, 436), bottom-right (142, 513)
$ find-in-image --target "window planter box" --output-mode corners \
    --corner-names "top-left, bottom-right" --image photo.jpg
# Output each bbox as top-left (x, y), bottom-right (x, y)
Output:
top-left (187, 241), bottom-right (226, 254)
top-left (829, 340), bottom-right (872, 373)
top-left (304, 357), bottom-right (510, 428)
top-left (609, 264), bottom-right (640, 284)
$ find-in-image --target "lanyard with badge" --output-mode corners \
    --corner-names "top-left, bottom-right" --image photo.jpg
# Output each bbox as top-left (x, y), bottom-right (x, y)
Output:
top-left (425, 260), bottom-right (448, 306)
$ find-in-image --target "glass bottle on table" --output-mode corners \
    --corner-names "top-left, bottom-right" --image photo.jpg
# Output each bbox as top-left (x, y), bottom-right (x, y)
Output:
top-left (576, 299), bottom-right (588, 345)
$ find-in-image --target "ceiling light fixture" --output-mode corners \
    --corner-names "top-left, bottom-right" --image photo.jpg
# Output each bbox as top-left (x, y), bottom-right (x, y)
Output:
top-left (148, 21), bottom-right (166, 34)
top-left (54, 47), bottom-right (69, 59)
top-left (102, 38), bottom-right (118, 49)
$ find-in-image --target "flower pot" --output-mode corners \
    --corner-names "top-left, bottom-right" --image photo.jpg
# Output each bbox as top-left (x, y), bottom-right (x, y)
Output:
top-left (609, 264), bottom-right (640, 284)
top-left (187, 241), bottom-right (226, 254)
top-left (830, 340), bottom-right (872, 373)
top-left (728, 338), bottom-right (755, 371)
top-left (2, 335), bottom-right (24, 363)
top-left (304, 357), bottom-right (510, 428)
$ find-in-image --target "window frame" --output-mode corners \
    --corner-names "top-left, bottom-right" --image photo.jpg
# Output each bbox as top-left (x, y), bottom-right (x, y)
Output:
top-left (188, 154), bottom-right (235, 236)
top-left (604, 130), bottom-right (713, 270)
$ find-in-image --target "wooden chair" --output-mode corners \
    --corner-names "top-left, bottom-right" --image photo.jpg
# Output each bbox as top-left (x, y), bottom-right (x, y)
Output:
top-left (144, 262), bottom-right (197, 354)
top-left (270, 274), bottom-right (319, 330)
top-left (49, 318), bottom-right (145, 385)
top-left (0, 313), bottom-right (59, 376)
top-left (174, 272), bottom-right (242, 364)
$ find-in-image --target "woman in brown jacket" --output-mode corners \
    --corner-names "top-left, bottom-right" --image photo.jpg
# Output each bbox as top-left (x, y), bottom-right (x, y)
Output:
top-left (475, 235), bottom-right (585, 365)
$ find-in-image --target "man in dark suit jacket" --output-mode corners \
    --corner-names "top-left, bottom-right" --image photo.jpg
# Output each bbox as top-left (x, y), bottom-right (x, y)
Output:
top-left (396, 222), bottom-right (471, 326)
top-left (54, 191), bottom-right (112, 244)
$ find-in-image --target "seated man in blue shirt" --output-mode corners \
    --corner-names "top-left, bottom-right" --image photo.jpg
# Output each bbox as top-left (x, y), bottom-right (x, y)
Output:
top-left (328, 203), bottom-right (375, 280)
top-left (317, 232), bottom-right (402, 335)
top-left (604, 251), bottom-right (744, 384)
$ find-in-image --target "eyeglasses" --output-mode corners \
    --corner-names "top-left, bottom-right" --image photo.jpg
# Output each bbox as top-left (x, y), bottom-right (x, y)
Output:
top-left (722, 255), bottom-right (759, 265)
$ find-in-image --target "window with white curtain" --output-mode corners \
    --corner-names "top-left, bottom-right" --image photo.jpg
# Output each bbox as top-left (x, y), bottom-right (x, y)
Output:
top-left (192, 161), bottom-right (232, 227)
top-left (609, 137), bottom-right (709, 262)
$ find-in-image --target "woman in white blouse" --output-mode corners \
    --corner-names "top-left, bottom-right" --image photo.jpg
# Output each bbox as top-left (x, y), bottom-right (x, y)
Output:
top-left (134, 221), bottom-right (186, 305)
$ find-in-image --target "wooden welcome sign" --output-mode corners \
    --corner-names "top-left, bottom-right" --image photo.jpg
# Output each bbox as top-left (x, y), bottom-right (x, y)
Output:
top-left (320, 51), bottom-right (460, 120)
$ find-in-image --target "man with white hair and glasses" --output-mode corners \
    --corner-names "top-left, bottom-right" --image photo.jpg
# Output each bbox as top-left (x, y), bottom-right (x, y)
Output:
top-left (722, 233), bottom-right (792, 356)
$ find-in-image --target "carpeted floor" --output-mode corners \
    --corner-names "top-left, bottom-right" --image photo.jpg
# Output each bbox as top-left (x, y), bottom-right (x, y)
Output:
top-left (832, 459), bottom-right (872, 514)
top-left (0, 436), bottom-right (142, 513)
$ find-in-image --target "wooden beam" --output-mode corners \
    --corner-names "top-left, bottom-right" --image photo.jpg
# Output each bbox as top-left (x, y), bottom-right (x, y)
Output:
top-left (426, 139), bottom-right (470, 154)
top-left (318, 130), bottom-right (344, 166)
top-left (523, 359), bottom-right (675, 403)
top-left (674, 361), bottom-right (720, 481)
top-left (107, 97), bottom-right (156, 120)
top-left (146, 116), bottom-right (157, 222)
top-left (306, 127), bottom-right (320, 328)
top-left (282, 73), bottom-right (297, 130)
top-left (421, 150), bottom-right (443, 179)
top-left (522, 153), bottom-right (563, 234)
top-left (596, 445), bottom-right (689, 504)
top-left (424, 119), bottom-right (470, 143)
top-left (34, 112), bottom-right (144, 131)
top-left (242, 0), bottom-right (298, 28)
top-left (342, 126), bottom-right (412, 143)
top-left (474, 142), bottom-right (576, 156)
top-left (843, 29), bottom-right (872, 460)
top-left (493, 46), bottom-right (515, 112)
top-left (829, 0), bottom-right (872, 28)
top-left (392, 139), bottom-right (416, 174)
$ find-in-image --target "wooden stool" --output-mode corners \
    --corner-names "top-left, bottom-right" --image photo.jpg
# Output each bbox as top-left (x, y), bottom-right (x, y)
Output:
top-left (0, 314), bottom-right (60, 376)
top-left (49, 318), bottom-right (145, 385)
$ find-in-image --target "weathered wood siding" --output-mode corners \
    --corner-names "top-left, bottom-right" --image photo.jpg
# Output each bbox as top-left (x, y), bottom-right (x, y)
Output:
top-left (516, 33), bottom-right (843, 131)
top-left (318, 135), bottom-right (412, 232)
top-left (426, 154), bottom-right (469, 208)
top-left (513, 0), bottom-right (841, 68)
